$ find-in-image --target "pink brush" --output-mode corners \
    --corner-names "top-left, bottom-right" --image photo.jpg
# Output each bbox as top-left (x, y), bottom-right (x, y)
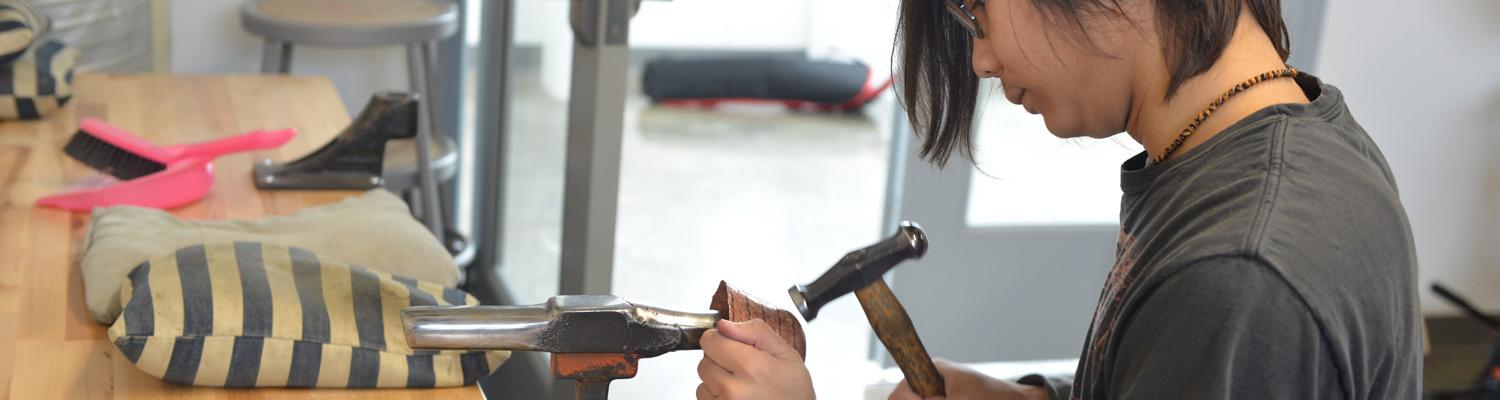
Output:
top-left (36, 118), bottom-right (296, 211)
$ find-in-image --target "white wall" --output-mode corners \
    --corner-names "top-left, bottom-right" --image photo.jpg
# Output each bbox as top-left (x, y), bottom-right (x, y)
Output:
top-left (1313, 0), bottom-right (1500, 314)
top-left (513, 0), bottom-right (812, 50)
top-left (805, 0), bottom-right (899, 74)
top-left (170, 1), bottom-right (413, 114)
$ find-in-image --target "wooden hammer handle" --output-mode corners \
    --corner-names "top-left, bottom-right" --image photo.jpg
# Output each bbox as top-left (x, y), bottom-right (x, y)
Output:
top-left (856, 280), bottom-right (945, 397)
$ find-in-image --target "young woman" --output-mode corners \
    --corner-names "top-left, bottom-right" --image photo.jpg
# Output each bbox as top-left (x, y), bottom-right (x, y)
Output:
top-left (695, 0), bottom-right (1422, 398)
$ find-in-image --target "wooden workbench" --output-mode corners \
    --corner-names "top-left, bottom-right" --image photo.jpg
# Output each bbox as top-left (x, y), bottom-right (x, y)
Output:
top-left (0, 74), bottom-right (482, 399)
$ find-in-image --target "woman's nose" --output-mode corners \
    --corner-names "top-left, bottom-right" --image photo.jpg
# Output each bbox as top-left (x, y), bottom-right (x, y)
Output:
top-left (971, 39), bottom-right (1000, 79)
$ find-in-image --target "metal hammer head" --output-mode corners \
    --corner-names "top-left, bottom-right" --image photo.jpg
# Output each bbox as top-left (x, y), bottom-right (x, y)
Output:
top-left (788, 221), bottom-right (927, 321)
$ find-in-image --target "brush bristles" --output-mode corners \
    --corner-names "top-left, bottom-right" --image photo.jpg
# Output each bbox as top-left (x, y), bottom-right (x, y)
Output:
top-left (62, 131), bottom-right (165, 180)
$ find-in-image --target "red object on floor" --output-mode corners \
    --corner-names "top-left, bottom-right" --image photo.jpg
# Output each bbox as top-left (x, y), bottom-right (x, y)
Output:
top-left (644, 57), bottom-right (893, 113)
top-left (657, 67), bottom-right (893, 112)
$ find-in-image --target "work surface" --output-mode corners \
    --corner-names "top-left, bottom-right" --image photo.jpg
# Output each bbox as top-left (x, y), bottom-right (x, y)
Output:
top-left (0, 74), bottom-right (480, 399)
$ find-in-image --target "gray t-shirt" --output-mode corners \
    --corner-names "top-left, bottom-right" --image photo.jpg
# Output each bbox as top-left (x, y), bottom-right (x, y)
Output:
top-left (1023, 74), bottom-right (1423, 399)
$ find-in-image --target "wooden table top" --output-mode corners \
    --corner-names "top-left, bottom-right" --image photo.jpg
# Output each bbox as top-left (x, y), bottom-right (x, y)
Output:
top-left (0, 74), bottom-right (481, 399)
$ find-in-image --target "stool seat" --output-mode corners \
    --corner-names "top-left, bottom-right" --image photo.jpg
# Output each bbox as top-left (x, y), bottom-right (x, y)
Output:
top-left (241, 0), bottom-right (457, 46)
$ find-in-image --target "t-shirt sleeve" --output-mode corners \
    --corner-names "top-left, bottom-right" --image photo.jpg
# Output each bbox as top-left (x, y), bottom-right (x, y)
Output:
top-left (1106, 256), bottom-right (1343, 399)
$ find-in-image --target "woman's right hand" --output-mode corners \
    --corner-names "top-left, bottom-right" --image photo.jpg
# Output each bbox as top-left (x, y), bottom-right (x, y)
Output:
top-left (887, 359), bottom-right (1048, 400)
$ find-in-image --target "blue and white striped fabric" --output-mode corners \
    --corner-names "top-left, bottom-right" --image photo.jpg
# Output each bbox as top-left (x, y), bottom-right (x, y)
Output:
top-left (0, 0), bottom-right (45, 65)
top-left (108, 242), bottom-right (507, 388)
top-left (0, 38), bottom-right (75, 120)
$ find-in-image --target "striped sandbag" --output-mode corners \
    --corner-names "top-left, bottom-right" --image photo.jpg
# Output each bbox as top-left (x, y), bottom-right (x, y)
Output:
top-left (0, 0), bottom-right (46, 65)
top-left (107, 242), bottom-right (508, 388)
top-left (0, 38), bottom-right (76, 120)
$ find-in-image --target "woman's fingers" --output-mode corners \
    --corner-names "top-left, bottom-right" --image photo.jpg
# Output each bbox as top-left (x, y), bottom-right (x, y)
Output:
top-left (696, 320), bottom-right (816, 399)
top-left (696, 383), bottom-right (716, 399)
top-left (700, 327), bottom-right (767, 374)
top-left (697, 356), bottom-right (735, 395)
top-left (714, 319), bottom-right (801, 360)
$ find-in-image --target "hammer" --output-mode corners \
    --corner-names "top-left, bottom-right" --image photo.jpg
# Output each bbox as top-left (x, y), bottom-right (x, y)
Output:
top-left (789, 221), bottom-right (945, 397)
top-left (402, 281), bottom-right (804, 399)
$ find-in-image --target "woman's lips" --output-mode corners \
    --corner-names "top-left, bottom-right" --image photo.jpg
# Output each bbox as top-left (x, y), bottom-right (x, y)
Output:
top-left (1018, 91), bottom-right (1039, 114)
top-left (1005, 87), bottom-right (1040, 115)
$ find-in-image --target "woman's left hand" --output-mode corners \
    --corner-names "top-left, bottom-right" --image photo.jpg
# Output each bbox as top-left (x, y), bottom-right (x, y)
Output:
top-left (696, 319), bottom-right (814, 399)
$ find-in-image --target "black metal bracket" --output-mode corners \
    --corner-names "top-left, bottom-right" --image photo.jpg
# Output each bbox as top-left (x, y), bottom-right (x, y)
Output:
top-left (254, 92), bottom-right (418, 190)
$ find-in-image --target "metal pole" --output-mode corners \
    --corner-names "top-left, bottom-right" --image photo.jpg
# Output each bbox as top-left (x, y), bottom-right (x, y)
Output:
top-left (277, 43), bottom-right (293, 73)
top-left (469, 0), bottom-right (514, 297)
top-left (261, 39), bottom-right (285, 74)
top-left (409, 42), bottom-right (447, 238)
top-left (557, 0), bottom-right (632, 296)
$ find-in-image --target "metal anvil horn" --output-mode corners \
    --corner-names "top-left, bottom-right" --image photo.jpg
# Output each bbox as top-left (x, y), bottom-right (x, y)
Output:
top-left (403, 295), bottom-right (719, 357)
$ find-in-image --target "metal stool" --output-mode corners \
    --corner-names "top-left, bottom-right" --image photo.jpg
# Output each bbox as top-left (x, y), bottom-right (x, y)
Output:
top-left (240, 0), bottom-right (461, 255)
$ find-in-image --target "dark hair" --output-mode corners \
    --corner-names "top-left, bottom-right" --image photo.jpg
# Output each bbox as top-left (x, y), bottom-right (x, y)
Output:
top-left (896, 0), bottom-right (1291, 168)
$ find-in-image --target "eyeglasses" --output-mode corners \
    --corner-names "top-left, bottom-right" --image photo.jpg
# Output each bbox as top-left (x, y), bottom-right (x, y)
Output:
top-left (945, 0), bottom-right (986, 39)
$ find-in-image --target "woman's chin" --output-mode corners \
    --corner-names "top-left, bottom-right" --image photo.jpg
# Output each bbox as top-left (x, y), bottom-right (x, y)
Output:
top-left (1043, 116), bottom-right (1085, 139)
top-left (1045, 117), bottom-right (1121, 140)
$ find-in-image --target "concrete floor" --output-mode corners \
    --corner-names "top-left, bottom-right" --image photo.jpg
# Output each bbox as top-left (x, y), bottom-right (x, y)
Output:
top-left (494, 56), bottom-right (894, 399)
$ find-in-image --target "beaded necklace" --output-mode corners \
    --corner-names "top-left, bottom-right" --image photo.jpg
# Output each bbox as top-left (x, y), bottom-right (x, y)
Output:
top-left (1151, 67), bottom-right (1300, 165)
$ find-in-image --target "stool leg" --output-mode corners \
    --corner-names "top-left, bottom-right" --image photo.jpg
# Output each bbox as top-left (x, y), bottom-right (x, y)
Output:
top-left (407, 42), bottom-right (446, 240)
top-left (278, 43), bottom-right (293, 73)
top-left (261, 39), bottom-right (293, 74)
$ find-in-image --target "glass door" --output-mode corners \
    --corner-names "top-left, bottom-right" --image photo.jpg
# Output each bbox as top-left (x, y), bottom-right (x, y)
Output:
top-left (462, 1), bottom-right (901, 399)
